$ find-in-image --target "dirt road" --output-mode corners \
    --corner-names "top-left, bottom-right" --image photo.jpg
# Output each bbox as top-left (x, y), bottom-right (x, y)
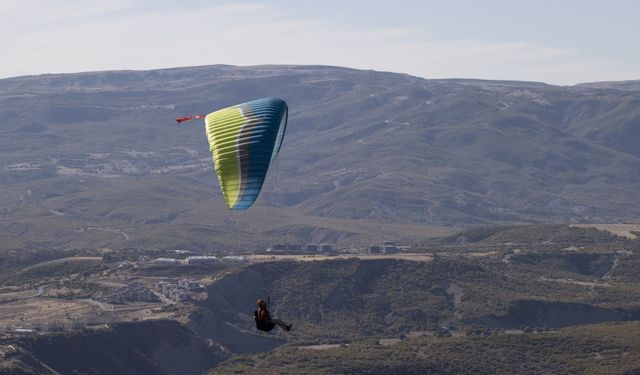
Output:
top-left (246, 253), bottom-right (434, 263)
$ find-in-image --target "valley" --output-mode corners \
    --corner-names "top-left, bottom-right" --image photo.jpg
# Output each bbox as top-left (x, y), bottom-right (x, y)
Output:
top-left (1, 224), bottom-right (639, 374)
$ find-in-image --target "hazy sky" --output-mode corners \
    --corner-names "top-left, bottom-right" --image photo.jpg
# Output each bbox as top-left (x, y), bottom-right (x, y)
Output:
top-left (2, 0), bottom-right (638, 85)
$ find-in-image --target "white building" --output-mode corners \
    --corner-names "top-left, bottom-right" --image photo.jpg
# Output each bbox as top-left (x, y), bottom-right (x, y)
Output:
top-left (185, 256), bottom-right (218, 265)
top-left (154, 257), bottom-right (180, 264)
top-left (178, 279), bottom-right (200, 291)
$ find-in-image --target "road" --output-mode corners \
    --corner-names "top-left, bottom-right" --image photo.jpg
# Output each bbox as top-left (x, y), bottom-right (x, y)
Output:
top-left (247, 253), bottom-right (434, 263)
top-left (0, 284), bottom-right (49, 301)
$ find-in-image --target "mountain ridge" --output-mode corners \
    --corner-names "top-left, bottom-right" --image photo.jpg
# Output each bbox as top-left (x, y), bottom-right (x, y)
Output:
top-left (1, 64), bottom-right (638, 249)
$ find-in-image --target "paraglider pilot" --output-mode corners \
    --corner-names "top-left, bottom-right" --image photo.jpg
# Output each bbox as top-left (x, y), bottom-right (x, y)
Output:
top-left (254, 299), bottom-right (292, 332)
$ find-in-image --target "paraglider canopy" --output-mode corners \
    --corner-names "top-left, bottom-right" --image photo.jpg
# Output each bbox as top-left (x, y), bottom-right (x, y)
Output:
top-left (177, 98), bottom-right (288, 210)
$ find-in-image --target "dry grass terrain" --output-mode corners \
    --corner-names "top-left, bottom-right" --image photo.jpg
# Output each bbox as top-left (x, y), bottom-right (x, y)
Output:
top-left (571, 223), bottom-right (640, 239)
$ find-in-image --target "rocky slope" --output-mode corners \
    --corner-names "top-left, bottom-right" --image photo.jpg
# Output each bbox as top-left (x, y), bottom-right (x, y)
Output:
top-left (0, 320), bottom-right (225, 375)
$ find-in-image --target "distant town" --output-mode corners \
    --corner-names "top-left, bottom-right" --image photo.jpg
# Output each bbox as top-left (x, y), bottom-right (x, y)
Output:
top-left (0, 240), bottom-right (415, 336)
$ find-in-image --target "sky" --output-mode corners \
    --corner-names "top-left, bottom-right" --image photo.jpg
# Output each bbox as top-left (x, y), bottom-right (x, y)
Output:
top-left (1, 0), bottom-right (638, 85)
